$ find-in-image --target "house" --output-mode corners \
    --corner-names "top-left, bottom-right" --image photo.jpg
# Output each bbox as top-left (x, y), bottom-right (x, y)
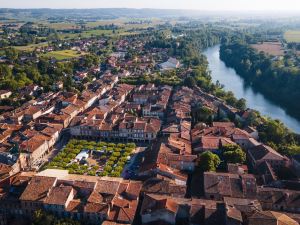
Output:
top-left (204, 172), bottom-right (257, 200)
top-left (140, 194), bottom-right (227, 225)
top-left (248, 144), bottom-right (289, 170)
top-left (257, 187), bottom-right (300, 213)
top-left (20, 176), bottom-right (57, 213)
top-left (0, 90), bottom-right (12, 99)
top-left (23, 106), bottom-right (43, 122)
top-left (141, 177), bottom-right (186, 198)
top-left (194, 136), bottom-right (236, 154)
top-left (159, 58), bottom-right (181, 71)
top-left (248, 211), bottom-right (299, 225)
top-left (4, 170), bottom-right (142, 225)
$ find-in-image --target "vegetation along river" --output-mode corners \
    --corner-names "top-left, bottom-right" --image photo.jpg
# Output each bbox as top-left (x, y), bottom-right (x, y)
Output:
top-left (204, 45), bottom-right (300, 133)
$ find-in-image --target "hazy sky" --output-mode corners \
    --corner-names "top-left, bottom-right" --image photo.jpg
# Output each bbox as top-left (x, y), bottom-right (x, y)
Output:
top-left (1, 0), bottom-right (299, 11)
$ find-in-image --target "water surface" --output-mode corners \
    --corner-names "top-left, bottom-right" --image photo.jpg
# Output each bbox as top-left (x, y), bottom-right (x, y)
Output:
top-left (204, 45), bottom-right (300, 133)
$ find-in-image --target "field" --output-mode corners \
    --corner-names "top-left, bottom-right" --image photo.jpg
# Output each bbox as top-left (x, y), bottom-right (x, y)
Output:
top-left (42, 50), bottom-right (85, 60)
top-left (251, 42), bottom-right (285, 56)
top-left (284, 30), bottom-right (300, 43)
top-left (13, 42), bottom-right (49, 51)
top-left (45, 139), bottom-right (136, 177)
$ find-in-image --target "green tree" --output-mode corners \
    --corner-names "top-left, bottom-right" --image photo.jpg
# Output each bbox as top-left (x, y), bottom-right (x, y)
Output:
top-left (222, 144), bottom-right (246, 164)
top-left (199, 151), bottom-right (220, 172)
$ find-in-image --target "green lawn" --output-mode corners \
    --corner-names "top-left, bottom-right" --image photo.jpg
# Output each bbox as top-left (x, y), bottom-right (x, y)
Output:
top-left (284, 30), bottom-right (300, 43)
top-left (42, 50), bottom-right (85, 60)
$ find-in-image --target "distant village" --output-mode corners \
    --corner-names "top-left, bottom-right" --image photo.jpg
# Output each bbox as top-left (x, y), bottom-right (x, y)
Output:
top-left (0, 28), bottom-right (299, 225)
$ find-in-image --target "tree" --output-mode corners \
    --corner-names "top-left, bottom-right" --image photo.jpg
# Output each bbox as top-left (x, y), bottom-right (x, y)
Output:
top-left (5, 47), bottom-right (18, 62)
top-left (183, 76), bottom-right (196, 88)
top-left (236, 98), bottom-right (247, 111)
top-left (222, 144), bottom-right (246, 164)
top-left (198, 151), bottom-right (220, 172)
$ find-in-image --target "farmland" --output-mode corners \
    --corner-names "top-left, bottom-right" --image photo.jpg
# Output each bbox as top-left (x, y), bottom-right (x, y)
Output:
top-left (251, 41), bottom-right (285, 56)
top-left (13, 42), bottom-right (49, 51)
top-left (42, 50), bottom-right (85, 60)
top-left (284, 30), bottom-right (300, 43)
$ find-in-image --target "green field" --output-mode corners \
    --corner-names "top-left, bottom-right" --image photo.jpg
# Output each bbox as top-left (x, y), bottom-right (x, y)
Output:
top-left (42, 50), bottom-right (85, 60)
top-left (284, 30), bottom-right (300, 43)
top-left (13, 42), bottom-right (49, 51)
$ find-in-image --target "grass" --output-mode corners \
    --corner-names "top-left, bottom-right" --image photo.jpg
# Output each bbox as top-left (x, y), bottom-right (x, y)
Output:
top-left (58, 29), bottom-right (138, 40)
top-left (42, 50), bottom-right (85, 60)
top-left (284, 30), bottom-right (300, 43)
top-left (13, 42), bottom-right (49, 51)
top-left (251, 42), bottom-right (285, 56)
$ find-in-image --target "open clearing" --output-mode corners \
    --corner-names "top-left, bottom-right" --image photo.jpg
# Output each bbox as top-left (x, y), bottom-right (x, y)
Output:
top-left (284, 30), bottom-right (300, 43)
top-left (42, 50), bottom-right (85, 60)
top-left (251, 41), bottom-right (285, 56)
top-left (13, 42), bottom-right (49, 51)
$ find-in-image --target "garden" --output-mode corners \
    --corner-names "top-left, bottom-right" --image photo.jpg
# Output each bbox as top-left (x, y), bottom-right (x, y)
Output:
top-left (45, 139), bottom-right (136, 177)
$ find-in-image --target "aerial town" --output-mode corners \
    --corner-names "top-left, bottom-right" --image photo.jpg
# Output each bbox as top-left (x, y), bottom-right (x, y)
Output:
top-left (0, 7), bottom-right (300, 225)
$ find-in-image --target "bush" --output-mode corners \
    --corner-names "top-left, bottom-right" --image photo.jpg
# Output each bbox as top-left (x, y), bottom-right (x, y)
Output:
top-left (87, 170), bottom-right (96, 176)
top-left (107, 147), bottom-right (113, 152)
top-left (108, 143), bottom-right (116, 148)
top-left (106, 160), bottom-right (114, 166)
top-left (119, 157), bottom-right (127, 162)
top-left (126, 143), bottom-right (136, 148)
top-left (100, 171), bottom-right (108, 176)
top-left (109, 156), bottom-right (117, 162)
top-left (110, 171), bottom-right (121, 177)
top-left (117, 143), bottom-right (125, 148)
top-left (114, 166), bottom-right (123, 172)
top-left (117, 161), bottom-right (125, 167)
top-left (114, 147), bottom-right (122, 152)
top-left (104, 165), bottom-right (112, 172)
top-left (100, 155), bottom-right (107, 160)
top-left (112, 152), bottom-right (121, 157)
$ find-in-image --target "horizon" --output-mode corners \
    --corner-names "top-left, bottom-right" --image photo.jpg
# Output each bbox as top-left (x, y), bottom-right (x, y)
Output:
top-left (1, 0), bottom-right (300, 12)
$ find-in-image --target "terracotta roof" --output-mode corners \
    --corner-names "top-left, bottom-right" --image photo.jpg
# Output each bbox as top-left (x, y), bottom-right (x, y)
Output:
top-left (96, 180), bottom-right (120, 195)
top-left (20, 176), bottom-right (56, 202)
top-left (249, 211), bottom-right (299, 225)
top-left (44, 185), bottom-right (75, 206)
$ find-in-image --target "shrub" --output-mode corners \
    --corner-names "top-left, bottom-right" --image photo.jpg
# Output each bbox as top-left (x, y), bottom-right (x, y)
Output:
top-left (114, 166), bottom-right (123, 172)
top-left (117, 161), bottom-right (125, 167)
top-left (104, 166), bottom-right (112, 172)
top-left (114, 148), bottom-right (122, 152)
top-left (110, 171), bottom-right (121, 177)
top-left (117, 143), bottom-right (125, 148)
top-left (100, 171), bottom-right (108, 176)
top-left (112, 152), bottom-right (121, 157)
top-left (107, 143), bottom-right (116, 147)
top-left (106, 160), bottom-right (114, 166)
top-left (87, 170), bottom-right (96, 176)
top-left (92, 165), bottom-right (99, 170)
top-left (109, 156), bottom-right (117, 162)
top-left (100, 155), bottom-right (107, 160)
top-left (126, 143), bottom-right (136, 148)
top-left (107, 147), bottom-right (113, 152)
top-left (119, 157), bottom-right (127, 162)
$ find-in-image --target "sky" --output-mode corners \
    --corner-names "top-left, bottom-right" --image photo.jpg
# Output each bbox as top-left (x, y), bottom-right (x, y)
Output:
top-left (0, 0), bottom-right (300, 11)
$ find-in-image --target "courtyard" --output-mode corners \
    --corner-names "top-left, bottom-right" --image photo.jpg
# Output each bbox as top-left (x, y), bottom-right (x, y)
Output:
top-left (46, 139), bottom-right (136, 177)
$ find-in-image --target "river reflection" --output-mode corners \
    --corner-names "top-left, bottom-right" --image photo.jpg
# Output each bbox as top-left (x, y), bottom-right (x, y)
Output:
top-left (204, 45), bottom-right (300, 133)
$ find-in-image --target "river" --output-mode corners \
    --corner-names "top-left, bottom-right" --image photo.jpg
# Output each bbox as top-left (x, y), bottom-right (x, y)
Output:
top-left (203, 45), bottom-right (300, 133)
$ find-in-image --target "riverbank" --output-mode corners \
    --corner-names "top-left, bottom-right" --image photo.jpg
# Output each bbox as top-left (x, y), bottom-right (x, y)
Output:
top-left (204, 45), bottom-right (300, 133)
